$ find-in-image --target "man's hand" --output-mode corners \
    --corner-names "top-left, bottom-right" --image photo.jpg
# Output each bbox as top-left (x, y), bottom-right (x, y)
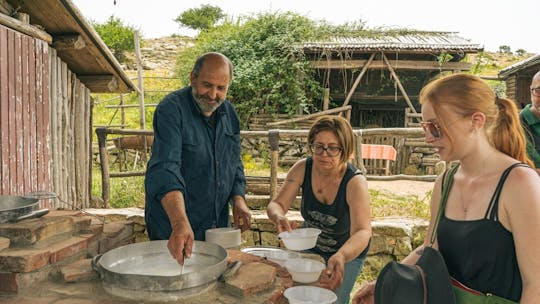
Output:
top-left (232, 197), bottom-right (252, 232)
top-left (167, 221), bottom-right (194, 265)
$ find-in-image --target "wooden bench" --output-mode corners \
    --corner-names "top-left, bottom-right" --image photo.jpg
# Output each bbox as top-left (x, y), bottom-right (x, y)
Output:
top-left (361, 144), bottom-right (397, 175)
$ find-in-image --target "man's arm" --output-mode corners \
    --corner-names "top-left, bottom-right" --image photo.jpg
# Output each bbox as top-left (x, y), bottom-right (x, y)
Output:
top-left (161, 190), bottom-right (194, 265)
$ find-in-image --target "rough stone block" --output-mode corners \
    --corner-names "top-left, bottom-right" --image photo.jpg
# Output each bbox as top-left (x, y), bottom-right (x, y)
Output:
top-left (0, 247), bottom-right (50, 272)
top-left (0, 216), bottom-right (74, 247)
top-left (60, 258), bottom-right (98, 283)
top-left (260, 232), bottom-right (279, 247)
top-left (0, 237), bottom-right (10, 251)
top-left (224, 262), bottom-right (276, 296)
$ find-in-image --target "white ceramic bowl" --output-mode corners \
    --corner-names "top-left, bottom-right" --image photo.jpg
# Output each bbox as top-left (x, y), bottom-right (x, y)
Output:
top-left (284, 258), bottom-right (326, 283)
top-left (284, 286), bottom-right (337, 304)
top-left (205, 227), bottom-right (241, 249)
top-left (278, 228), bottom-right (321, 251)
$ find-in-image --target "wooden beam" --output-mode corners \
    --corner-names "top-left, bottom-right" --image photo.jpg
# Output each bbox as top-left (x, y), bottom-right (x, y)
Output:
top-left (266, 105), bottom-right (352, 127)
top-left (0, 1), bottom-right (13, 15)
top-left (342, 53), bottom-right (375, 108)
top-left (381, 52), bottom-right (418, 115)
top-left (0, 12), bottom-right (52, 43)
top-left (79, 75), bottom-right (118, 92)
top-left (52, 34), bottom-right (86, 50)
top-left (310, 59), bottom-right (471, 71)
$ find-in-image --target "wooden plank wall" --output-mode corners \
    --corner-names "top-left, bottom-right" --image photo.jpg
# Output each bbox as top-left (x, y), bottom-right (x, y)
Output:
top-left (0, 24), bottom-right (50, 201)
top-left (0, 25), bottom-right (91, 209)
top-left (49, 48), bottom-right (92, 209)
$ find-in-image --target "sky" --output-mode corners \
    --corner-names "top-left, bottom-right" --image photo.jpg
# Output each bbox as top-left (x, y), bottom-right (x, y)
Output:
top-left (72, 0), bottom-right (538, 53)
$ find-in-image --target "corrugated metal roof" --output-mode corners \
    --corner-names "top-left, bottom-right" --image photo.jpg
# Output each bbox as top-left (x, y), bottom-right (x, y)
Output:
top-left (301, 32), bottom-right (483, 52)
top-left (499, 53), bottom-right (540, 78)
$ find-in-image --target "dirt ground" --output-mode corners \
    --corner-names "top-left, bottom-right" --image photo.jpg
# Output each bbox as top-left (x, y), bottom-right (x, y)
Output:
top-left (367, 179), bottom-right (434, 198)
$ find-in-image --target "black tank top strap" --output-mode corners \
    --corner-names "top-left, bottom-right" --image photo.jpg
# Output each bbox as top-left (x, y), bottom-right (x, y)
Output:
top-left (485, 163), bottom-right (529, 221)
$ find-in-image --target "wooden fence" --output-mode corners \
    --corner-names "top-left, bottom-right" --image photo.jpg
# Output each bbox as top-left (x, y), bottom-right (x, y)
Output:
top-left (96, 127), bottom-right (434, 207)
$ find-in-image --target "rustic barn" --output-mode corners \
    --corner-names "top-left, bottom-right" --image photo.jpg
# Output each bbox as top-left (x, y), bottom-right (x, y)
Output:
top-left (499, 53), bottom-right (540, 108)
top-left (0, 0), bottom-right (136, 209)
top-left (302, 31), bottom-right (483, 128)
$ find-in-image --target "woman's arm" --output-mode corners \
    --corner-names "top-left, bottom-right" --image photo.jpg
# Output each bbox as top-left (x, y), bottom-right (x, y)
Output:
top-left (266, 159), bottom-right (306, 233)
top-left (502, 167), bottom-right (540, 303)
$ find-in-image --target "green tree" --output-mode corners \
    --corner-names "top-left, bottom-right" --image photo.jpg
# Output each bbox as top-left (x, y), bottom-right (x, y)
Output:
top-left (93, 15), bottom-right (136, 62)
top-left (175, 5), bottom-right (224, 31)
top-left (515, 49), bottom-right (526, 56)
top-left (498, 45), bottom-right (511, 54)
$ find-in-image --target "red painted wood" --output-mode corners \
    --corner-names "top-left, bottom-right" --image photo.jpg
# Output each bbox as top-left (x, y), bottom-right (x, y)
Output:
top-left (22, 34), bottom-right (30, 193)
top-left (7, 30), bottom-right (15, 195)
top-left (28, 37), bottom-right (37, 193)
top-left (0, 27), bottom-right (7, 193)
top-left (15, 32), bottom-right (23, 195)
top-left (35, 39), bottom-right (44, 194)
top-left (41, 41), bottom-right (50, 203)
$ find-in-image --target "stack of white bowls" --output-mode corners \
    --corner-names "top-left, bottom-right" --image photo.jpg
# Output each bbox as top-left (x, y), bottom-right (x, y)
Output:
top-left (205, 227), bottom-right (241, 249)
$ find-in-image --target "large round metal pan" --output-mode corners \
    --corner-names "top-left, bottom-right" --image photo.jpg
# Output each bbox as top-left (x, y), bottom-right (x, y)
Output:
top-left (93, 240), bottom-right (227, 291)
top-left (0, 195), bottom-right (39, 223)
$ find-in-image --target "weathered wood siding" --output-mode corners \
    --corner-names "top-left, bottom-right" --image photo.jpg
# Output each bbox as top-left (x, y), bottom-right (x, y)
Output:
top-left (49, 48), bottom-right (92, 209)
top-left (0, 24), bottom-right (50, 200)
top-left (0, 24), bottom-right (92, 209)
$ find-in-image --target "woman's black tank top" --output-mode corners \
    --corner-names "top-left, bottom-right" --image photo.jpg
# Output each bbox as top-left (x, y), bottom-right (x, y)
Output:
top-left (301, 157), bottom-right (368, 259)
top-left (438, 163), bottom-right (526, 301)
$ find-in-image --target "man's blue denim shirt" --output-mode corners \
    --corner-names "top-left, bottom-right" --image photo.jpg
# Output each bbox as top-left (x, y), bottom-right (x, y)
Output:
top-left (144, 86), bottom-right (246, 240)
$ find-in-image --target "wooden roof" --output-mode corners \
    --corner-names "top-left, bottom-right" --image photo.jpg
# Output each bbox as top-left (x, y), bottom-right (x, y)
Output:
top-left (4, 0), bottom-right (136, 93)
top-left (301, 31), bottom-right (483, 54)
top-left (499, 53), bottom-right (540, 78)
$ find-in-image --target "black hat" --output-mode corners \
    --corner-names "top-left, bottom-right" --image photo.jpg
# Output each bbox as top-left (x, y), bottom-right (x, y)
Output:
top-left (375, 246), bottom-right (456, 304)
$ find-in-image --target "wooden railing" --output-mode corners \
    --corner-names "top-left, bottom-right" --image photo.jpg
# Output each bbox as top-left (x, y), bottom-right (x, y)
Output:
top-left (95, 127), bottom-right (432, 207)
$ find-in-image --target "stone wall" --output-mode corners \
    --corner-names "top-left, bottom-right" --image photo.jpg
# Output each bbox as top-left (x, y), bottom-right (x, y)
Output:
top-left (85, 208), bottom-right (429, 277)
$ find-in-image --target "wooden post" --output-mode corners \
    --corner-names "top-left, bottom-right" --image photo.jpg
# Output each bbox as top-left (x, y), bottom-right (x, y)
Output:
top-left (381, 53), bottom-right (418, 116)
top-left (354, 132), bottom-right (367, 174)
top-left (341, 53), bottom-right (376, 108)
top-left (268, 130), bottom-right (280, 199)
top-left (96, 128), bottom-right (110, 208)
top-left (323, 88), bottom-right (330, 111)
top-left (134, 30), bottom-right (147, 163)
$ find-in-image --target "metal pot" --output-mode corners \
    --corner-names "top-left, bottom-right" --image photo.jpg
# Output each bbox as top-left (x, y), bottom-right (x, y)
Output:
top-left (0, 195), bottom-right (48, 223)
top-left (92, 240), bottom-right (228, 299)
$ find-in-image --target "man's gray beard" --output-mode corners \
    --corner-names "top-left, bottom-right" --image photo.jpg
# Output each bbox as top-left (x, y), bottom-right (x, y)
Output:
top-left (192, 87), bottom-right (223, 113)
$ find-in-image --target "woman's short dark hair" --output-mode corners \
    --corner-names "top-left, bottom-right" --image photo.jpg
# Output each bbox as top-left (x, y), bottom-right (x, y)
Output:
top-left (307, 115), bottom-right (355, 164)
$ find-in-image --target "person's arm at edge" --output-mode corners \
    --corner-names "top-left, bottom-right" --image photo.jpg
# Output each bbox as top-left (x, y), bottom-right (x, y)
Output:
top-left (504, 167), bottom-right (540, 303)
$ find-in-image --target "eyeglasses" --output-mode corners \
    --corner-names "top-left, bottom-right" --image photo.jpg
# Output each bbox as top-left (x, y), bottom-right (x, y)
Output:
top-left (309, 143), bottom-right (343, 156)
top-left (531, 86), bottom-right (540, 97)
top-left (420, 121), bottom-right (442, 138)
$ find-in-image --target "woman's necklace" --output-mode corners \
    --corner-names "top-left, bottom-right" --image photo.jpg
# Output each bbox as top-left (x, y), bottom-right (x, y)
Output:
top-left (314, 166), bottom-right (345, 194)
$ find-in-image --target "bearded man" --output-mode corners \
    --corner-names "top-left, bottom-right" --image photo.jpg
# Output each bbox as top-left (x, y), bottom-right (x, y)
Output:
top-left (144, 52), bottom-right (251, 265)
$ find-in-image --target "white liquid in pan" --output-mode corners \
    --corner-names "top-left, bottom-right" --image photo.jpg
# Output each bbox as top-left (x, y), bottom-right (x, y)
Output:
top-left (107, 253), bottom-right (220, 276)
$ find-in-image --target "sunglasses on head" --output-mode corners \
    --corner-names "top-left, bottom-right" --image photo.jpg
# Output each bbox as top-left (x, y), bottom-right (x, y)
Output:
top-left (420, 121), bottom-right (442, 138)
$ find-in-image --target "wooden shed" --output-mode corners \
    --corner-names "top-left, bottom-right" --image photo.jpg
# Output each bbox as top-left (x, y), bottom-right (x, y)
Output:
top-left (499, 53), bottom-right (540, 108)
top-left (0, 0), bottom-right (137, 208)
top-left (302, 31), bottom-right (483, 128)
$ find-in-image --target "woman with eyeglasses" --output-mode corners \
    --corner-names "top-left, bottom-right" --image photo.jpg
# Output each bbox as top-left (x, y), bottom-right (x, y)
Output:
top-left (267, 115), bottom-right (372, 304)
top-left (353, 73), bottom-right (540, 304)
top-left (520, 70), bottom-right (540, 174)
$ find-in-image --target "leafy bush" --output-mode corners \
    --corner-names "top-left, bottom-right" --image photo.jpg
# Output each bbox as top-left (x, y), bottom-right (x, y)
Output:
top-left (93, 15), bottom-right (137, 62)
top-left (175, 12), bottom-right (325, 124)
